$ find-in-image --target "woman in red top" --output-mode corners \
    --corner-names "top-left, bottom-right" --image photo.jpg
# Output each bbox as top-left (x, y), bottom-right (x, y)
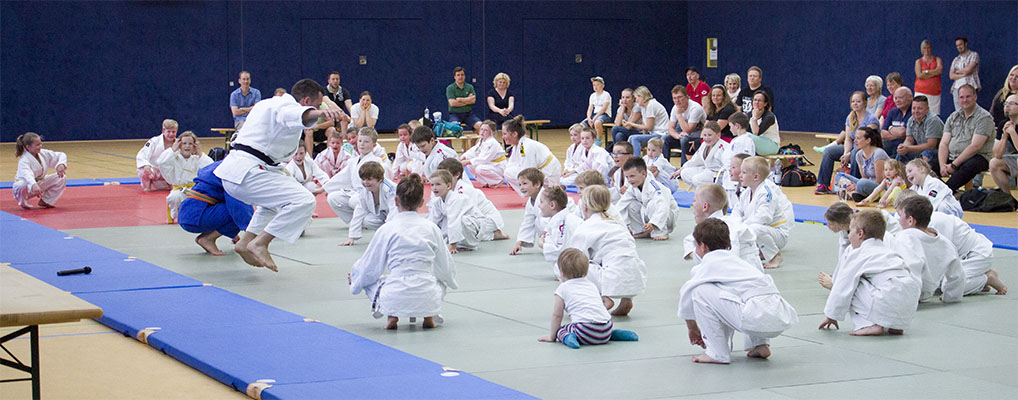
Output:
top-left (914, 40), bottom-right (943, 116)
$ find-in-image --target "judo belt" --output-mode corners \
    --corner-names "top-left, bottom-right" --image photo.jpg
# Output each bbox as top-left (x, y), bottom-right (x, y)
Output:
top-left (184, 189), bottom-right (219, 205)
top-left (539, 155), bottom-right (554, 170)
top-left (173, 183), bottom-right (195, 191)
top-left (232, 143), bottom-right (279, 166)
top-left (492, 155), bottom-right (506, 162)
top-left (770, 219), bottom-right (787, 227)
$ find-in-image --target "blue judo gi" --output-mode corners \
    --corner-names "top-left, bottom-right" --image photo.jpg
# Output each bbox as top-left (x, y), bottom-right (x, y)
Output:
top-left (178, 160), bottom-right (254, 238)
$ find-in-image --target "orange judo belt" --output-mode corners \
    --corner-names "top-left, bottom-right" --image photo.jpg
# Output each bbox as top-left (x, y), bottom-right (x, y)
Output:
top-left (184, 189), bottom-right (218, 205)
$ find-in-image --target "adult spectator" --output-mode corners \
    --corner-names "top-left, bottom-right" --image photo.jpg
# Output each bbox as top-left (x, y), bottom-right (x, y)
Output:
top-left (989, 94), bottom-right (1018, 192)
top-left (881, 87), bottom-right (913, 155)
top-left (446, 66), bottom-right (482, 132)
top-left (230, 71), bottom-right (262, 129)
top-left (582, 76), bottom-right (611, 136)
top-left (703, 85), bottom-right (737, 140)
top-left (325, 71), bottom-right (354, 113)
top-left (949, 37), bottom-right (981, 112)
top-left (273, 88), bottom-right (287, 97)
top-left (686, 67), bottom-right (710, 106)
top-left (350, 91), bottom-right (379, 128)
top-left (665, 85), bottom-right (706, 163)
top-left (864, 75), bottom-right (886, 120)
top-left (736, 66), bottom-right (774, 114)
top-left (914, 40), bottom-right (944, 116)
top-left (836, 127), bottom-right (887, 201)
top-left (748, 90), bottom-right (780, 155)
top-left (897, 95), bottom-right (943, 168)
top-left (612, 88), bottom-right (639, 144)
top-left (317, 72), bottom-right (352, 151)
top-left (624, 86), bottom-right (669, 156)
top-left (815, 91), bottom-right (879, 194)
top-left (880, 73), bottom-right (903, 125)
top-left (990, 65), bottom-right (1018, 130)
top-left (486, 72), bottom-right (515, 126)
top-left (724, 73), bottom-right (741, 104)
top-left (939, 85), bottom-right (994, 192)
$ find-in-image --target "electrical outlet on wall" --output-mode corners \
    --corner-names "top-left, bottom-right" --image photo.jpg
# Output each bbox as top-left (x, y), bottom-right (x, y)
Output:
top-left (359, 56), bottom-right (367, 65)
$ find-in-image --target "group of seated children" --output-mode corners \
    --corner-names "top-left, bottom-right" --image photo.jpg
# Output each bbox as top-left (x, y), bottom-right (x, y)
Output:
top-left (134, 120), bottom-right (216, 223)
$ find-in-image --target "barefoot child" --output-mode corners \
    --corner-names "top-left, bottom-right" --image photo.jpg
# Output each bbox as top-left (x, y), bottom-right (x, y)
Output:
top-left (157, 131), bottom-right (214, 223)
top-left (857, 158), bottom-right (906, 208)
top-left (285, 145), bottom-right (329, 196)
top-left (459, 120), bottom-right (506, 187)
top-left (503, 115), bottom-right (562, 194)
top-left (680, 218), bottom-right (797, 364)
top-left (569, 185), bottom-right (648, 316)
top-left (337, 162), bottom-right (396, 246)
top-left (136, 119), bottom-right (178, 191)
top-left (538, 248), bottom-right (639, 348)
top-left (179, 160), bottom-right (254, 256)
top-left (559, 124), bottom-right (585, 185)
top-left (733, 156), bottom-right (795, 268)
top-left (393, 123), bottom-right (425, 179)
top-left (314, 127), bottom-right (355, 178)
top-left (13, 132), bottom-right (67, 209)
top-left (893, 195), bottom-right (966, 303)
top-left (428, 170), bottom-right (495, 253)
top-left (673, 121), bottom-right (728, 188)
top-left (616, 157), bottom-right (680, 240)
top-left (349, 173), bottom-right (458, 330)
top-left (819, 210), bottom-right (921, 336)
top-left (539, 186), bottom-right (583, 279)
top-left (325, 127), bottom-right (389, 223)
top-left (682, 183), bottom-right (761, 270)
top-left (643, 137), bottom-right (678, 192)
top-left (905, 158), bottom-right (962, 218)
top-left (510, 168), bottom-right (549, 255)
top-left (437, 158), bottom-right (510, 241)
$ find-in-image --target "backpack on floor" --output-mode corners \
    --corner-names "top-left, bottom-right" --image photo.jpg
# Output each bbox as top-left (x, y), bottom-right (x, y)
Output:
top-left (963, 188), bottom-right (1018, 212)
top-left (780, 165), bottom-right (817, 187)
top-left (777, 144), bottom-right (813, 166)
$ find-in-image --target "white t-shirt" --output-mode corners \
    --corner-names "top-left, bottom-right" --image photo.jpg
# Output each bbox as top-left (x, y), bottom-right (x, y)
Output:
top-left (350, 103), bottom-right (379, 120)
top-left (589, 91), bottom-right (613, 117)
top-left (554, 278), bottom-right (611, 324)
top-left (670, 101), bottom-right (706, 132)
top-left (642, 99), bottom-right (670, 136)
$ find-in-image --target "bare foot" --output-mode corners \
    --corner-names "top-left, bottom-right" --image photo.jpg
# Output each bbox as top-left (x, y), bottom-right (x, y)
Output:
top-left (232, 235), bottom-right (241, 244)
top-left (747, 344), bottom-right (771, 359)
top-left (611, 298), bottom-right (633, 316)
top-left (692, 353), bottom-right (728, 364)
top-left (195, 232), bottom-right (225, 256)
top-left (234, 243), bottom-right (263, 267)
top-left (850, 324), bottom-right (884, 336)
top-left (385, 316), bottom-right (398, 330)
top-left (633, 231), bottom-right (651, 239)
top-left (19, 203), bottom-right (33, 209)
top-left (493, 230), bottom-right (510, 240)
top-left (488, 183), bottom-right (504, 189)
top-left (887, 329), bottom-right (904, 335)
top-left (247, 241), bottom-right (277, 272)
top-left (984, 270), bottom-right (1008, 295)
top-left (764, 252), bottom-right (783, 269)
top-left (422, 317), bottom-right (436, 329)
top-left (818, 272), bottom-right (833, 290)
top-left (37, 199), bottom-right (55, 208)
top-left (653, 234), bottom-right (669, 241)
top-left (602, 296), bottom-right (615, 310)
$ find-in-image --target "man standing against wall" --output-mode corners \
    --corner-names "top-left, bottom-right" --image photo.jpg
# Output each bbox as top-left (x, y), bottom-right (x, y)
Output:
top-left (686, 67), bottom-right (710, 107)
top-left (949, 37), bottom-right (980, 112)
top-left (939, 85), bottom-right (994, 192)
top-left (881, 87), bottom-right (913, 156)
top-left (737, 66), bottom-right (774, 115)
top-left (230, 71), bottom-right (262, 130)
top-left (446, 66), bottom-right (482, 132)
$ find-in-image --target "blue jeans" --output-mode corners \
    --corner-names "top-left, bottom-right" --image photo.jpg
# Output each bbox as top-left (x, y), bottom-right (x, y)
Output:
top-left (818, 146), bottom-right (861, 187)
top-left (628, 134), bottom-right (659, 156)
top-left (896, 149), bottom-right (937, 163)
top-left (448, 112), bottom-right (481, 128)
top-left (833, 173), bottom-right (879, 197)
top-left (581, 114), bottom-right (612, 127)
top-left (675, 131), bottom-right (702, 165)
top-left (882, 138), bottom-right (904, 159)
top-left (612, 126), bottom-right (642, 146)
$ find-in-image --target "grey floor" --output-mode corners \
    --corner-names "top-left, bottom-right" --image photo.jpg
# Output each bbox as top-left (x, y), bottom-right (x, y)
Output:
top-left (69, 207), bottom-right (1018, 399)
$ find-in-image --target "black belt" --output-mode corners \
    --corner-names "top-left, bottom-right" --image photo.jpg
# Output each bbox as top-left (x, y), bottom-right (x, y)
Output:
top-left (231, 143), bottom-right (278, 166)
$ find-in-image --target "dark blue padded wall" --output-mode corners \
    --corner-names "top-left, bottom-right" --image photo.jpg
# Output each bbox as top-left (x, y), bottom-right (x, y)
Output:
top-left (684, 1), bottom-right (1018, 133)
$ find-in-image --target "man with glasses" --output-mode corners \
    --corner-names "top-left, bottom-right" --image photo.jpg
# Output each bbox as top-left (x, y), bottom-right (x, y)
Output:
top-left (989, 94), bottom-right (1018, 192)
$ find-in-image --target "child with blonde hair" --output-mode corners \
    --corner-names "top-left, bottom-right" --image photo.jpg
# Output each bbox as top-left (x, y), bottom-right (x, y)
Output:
top-left (325, 127), bottom-right (390, 222)
top-left (460, 120), bottom-right (506, 187)
top-left (393, 123), bottom-right (425, 179)
top-left (563, 127), bottom-right (613, 186)
top-left (337, 162), bottom-right (396, 246)
top-left (538, 186), bottom-right (583, 279)
top-left (136, 119), bottom-right (178, 191)
top-left (616, 158), bottom-right (680, 240)
top-left (905, 158), bottom-right (962, 218)
top-left (643, 137), bottom-right (678, 192)
top-left (315, 127), bottom-right (355, 177)
top-left (538, 248), bottom-right (639, 349)
top-left (733, 156), bottom-right (794, 268)
top-left (559, 123), bottom-right (586, 184)
top-left (158, 131), bottom-right (214, 223)
top-left (428, 169), bottom-right (495, 253)
top-left (857, 158), bottom-right (906, 208)
top-left (13, 132), bottom-right (67, 209)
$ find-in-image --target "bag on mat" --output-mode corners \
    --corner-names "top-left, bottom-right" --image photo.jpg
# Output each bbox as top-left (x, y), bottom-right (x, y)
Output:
top-left (780, 165), bottom-right (817, 187)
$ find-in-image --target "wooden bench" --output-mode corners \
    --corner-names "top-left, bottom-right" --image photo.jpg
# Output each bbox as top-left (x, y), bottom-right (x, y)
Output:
top-left (815, 133), bottom-right (841, 143)
top-left (211, 128), bottom-right (236, 148)
top-left (525, 120), bottom-right (551, 140)
top-left (601, 123), bottom-right (614, 149)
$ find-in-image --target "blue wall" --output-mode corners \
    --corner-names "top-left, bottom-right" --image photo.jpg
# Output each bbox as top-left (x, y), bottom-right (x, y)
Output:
top-left (685, 0), bottom-right (1018, 133)
top-left (2, 1), bottom-right (1013, 142)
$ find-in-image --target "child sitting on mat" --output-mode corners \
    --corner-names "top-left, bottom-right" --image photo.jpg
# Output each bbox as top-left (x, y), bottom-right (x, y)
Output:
top-left (136, 118), bottom-right (178, 191)
top-left (538, 186), bottom-right (583, 279)
top-left (349, 173), bottom-right (458, 330)
top-left (538, 248), bottom-right (639, 349)
top-left (157, 131), bottom-right (214, 223)
top-left (437, 158), bottom-right (510, 241)
top-left (13, 132), bottom-right (68, 209)
top-left (459, 120), bottom-right (507, 187)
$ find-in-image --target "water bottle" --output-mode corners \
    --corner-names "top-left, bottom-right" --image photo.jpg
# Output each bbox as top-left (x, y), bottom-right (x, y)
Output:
top-left (424, 107), bottom-right (430, 121)
top-left (770, 160), bottom-right (782, 185)
top-left (433, 111), bottom-right (442, 124)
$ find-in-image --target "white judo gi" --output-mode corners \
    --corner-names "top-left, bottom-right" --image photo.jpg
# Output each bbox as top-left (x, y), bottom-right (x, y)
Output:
top-left (371, 143), bottom-right (394, 179)
top-left (394, 141), bottom-right (426, 178)
top-left (428, 189), bottom-right (491, 250)
top-left (543, 208), bottom-right (584, 279)
top-left (422, 142), bottom-right (457, 179)
top-left (609, 168), bottom-right (627, 203)
top-left (349, 211), bottom-right (458, 319)
top-left (733, 180), bottom-right (794, 262)
top-left (929, 211), bottom-right (994, 295)
top-left (720, 134), bottom-right (756, 169)
top-left (713, 170), bottom-right (742, 213)
top-left (680, 139), bottom-right (728, 188)
top-left (644, 153), bottom-right (678, 192)
top-left (678, 250), bottom-right (797, 363)
top-left (517, 188), bottom-right (549, 247)
top-left (616, 178), bottom-right (680, 238)
top-left (284, 158), bottom-right (330, 192)
top-left (568, 213), bottom-right (648, 298)
top-left (911, 177), bottom-right (963, 218)
top-left (461, 136), bottom-right (506, 186)
top-left (136, 135), bottom-right (172, 191)
top-left (314, 143), bottom-right (355, 177)
top-left (325, 153), bottom-right (388, 223)
top-left (504, 137), bottom-right (562, 195)
top-left (561, 145), bottom-right (613, 186)
top-left (455, 177), bottom-right (504, 234)
top-left (562, 142), bottom-right (583, 173)
top-left (13, 149), bottom-right (67, 208)
top-left (157, 150), bottom-right (213, 221)
top-left (893, 228), bottom-right (966, 303)
top-left (214, 94), bottom-right (317, 244)
top-left (347, 179), bottom-right (397, 240)
top-left (825, 238), bottom-right (921, 331)
top-left (682, 210), bottom-right (762, 271)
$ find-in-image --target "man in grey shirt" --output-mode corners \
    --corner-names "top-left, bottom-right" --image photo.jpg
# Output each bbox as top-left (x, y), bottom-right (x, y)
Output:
top-left (939, 85), bottom-right (994, 191)
top-left (897, 95), bottom-right (943, 170)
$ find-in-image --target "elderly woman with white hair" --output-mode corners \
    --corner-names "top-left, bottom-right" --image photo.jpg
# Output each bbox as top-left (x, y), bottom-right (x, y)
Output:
top-left (864, 75), bottom-right (886, 119)
top-left (487, 72), bottom-right (515, 126)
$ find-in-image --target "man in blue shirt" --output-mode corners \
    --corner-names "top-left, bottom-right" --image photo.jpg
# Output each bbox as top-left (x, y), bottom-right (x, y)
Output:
top-left (881, 87), bottom-right (912, 156)
top-left (230, 71), bottom-right (262, 129)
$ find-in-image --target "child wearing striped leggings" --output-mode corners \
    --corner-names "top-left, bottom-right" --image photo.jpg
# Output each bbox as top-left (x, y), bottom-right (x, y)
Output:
top-left (538, 248), bottom-right (639, 349)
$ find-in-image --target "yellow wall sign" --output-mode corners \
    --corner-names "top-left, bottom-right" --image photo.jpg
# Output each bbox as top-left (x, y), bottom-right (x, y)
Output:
top-left (707, 38), bottom-right (718, 68)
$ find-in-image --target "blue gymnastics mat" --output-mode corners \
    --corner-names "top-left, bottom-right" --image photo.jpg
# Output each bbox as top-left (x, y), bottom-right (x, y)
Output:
top-left (8, 258), bottom-right (201, 294)
top-left (145, 321), bottom-right (535, 399)
top-left (0, 216), bottom-right (129, 264)
top-left (673, 189), bottom-right (695, 208)
top-left (76, 285), bottom-right (306, 339)
top-left (0, 177), bottom-right (139, 189)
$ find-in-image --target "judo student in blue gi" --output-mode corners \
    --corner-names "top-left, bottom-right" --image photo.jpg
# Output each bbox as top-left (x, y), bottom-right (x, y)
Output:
top-left (179, 160), bottom-right (254, 256)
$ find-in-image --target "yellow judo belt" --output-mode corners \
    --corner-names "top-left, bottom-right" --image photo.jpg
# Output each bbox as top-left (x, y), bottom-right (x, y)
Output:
top-left (539, 155), bottom-right (554, 169)
top-left (492, 155), bottom-right (506, 162)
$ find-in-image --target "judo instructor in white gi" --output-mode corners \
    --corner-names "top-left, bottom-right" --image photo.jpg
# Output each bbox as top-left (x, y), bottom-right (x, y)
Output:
top-left (215, 79), bottom-right (346, 271)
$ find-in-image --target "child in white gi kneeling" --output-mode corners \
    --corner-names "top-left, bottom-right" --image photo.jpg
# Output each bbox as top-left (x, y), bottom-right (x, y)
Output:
top-left (538, 248), bottom-right (639, 349)
top-left (679, 218), bottom-right (798, 364)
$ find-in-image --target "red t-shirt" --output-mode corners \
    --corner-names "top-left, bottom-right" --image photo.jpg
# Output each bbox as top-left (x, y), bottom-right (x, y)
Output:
top-left (687, 81), bottom-right (711, 107)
